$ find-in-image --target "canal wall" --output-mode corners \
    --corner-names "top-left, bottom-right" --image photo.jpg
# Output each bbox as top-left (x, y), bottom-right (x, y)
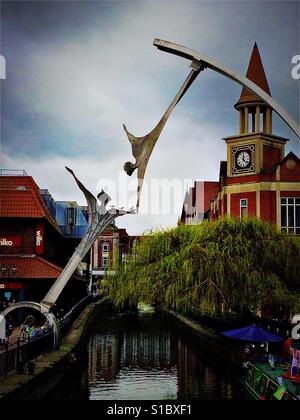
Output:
top-left (0, 298), bottom-right (110, 401)
top-left (166, 310), bottom-right (245, 368)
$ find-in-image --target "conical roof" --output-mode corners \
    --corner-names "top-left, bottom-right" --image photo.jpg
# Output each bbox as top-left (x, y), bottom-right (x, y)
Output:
top-left (235, 43), bottom-right (271, 108)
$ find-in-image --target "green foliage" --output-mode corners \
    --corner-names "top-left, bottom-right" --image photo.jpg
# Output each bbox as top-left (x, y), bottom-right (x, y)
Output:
top-left (103, 218), bottom-right (300, 315)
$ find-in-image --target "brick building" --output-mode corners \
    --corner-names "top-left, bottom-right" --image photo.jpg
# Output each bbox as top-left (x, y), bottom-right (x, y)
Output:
top-left (0, 172), bottom-right (87, 306)
top-left (181, 44), bottom-right (300, 233)
top-left (180, 181), bottom-right (219, 225)
top-left (90, 224), bottom-right (132, 280)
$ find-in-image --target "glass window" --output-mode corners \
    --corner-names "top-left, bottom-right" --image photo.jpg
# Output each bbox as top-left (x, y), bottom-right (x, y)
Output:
top-left (281, 206), bottom-right (287, 227)
top-left (102, 242), bottom-right (110, 252)
top-left (66, 207), bottom-right (76, 225)
top-left (102, 257), bottom-right (108, 269)
top-left (281, 197), bottom-right (300, 235)
top-left (296, 206), bottom-right (300, 227)
top-left (288, 206), bottom-right (294, 227)
top-left (240, 198), bottom-right (248, 219)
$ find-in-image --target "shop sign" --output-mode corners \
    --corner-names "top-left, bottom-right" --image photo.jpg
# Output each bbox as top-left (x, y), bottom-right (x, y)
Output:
top-left (0, 283), bottom-right (25, 290)
top-left (0, 236), bottom-right (21, 247)
top-left (35, 223), bottom-right (44, 254)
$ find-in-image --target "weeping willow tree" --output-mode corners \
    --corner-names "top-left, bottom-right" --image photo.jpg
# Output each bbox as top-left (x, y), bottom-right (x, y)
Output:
top-left (103, 218), bottom-right (300, 316)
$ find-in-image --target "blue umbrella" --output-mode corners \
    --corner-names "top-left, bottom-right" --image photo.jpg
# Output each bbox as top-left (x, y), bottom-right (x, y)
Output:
top-left (221, 325), bottom-right (284, 343)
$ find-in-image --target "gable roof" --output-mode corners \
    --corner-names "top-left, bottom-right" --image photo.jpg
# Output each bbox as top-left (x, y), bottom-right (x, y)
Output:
top-left (0, 176), bottom-right (61, 232)
top-left (280, 151), bottom-right (300, 164)
top-left (0, 255), bottom-right (62, 279)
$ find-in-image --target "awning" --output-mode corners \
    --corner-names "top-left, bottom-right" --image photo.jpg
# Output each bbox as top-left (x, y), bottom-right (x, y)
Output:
top-left (221, 325), bottom-right (284, 343)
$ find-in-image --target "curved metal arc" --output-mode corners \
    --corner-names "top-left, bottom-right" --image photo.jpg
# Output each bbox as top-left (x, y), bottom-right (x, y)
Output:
top-left (0, 301), bottom-right (60, 349)
top-left (153, 38), bottom-right (300, 139)
top-left (1, 301), bottom-right (49, 316)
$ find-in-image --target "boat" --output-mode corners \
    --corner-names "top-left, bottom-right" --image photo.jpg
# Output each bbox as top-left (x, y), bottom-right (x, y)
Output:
top-left (242, 361), bottom-right (300, 400)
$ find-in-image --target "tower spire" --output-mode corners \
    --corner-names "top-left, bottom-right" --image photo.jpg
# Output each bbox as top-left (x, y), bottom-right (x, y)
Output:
top-left (235, 43), bottom-right (272, 135)
top-left (235, 43), bottom-right (271, 108)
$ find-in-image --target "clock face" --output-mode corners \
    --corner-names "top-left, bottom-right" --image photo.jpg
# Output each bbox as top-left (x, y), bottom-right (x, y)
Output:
top-left (236, 151), bottom-right (251, 168)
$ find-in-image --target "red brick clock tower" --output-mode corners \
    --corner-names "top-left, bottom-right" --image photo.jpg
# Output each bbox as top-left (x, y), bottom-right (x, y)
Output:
top-left (210, 43), bottom-right (300, 234)
top-left (226, 43), bottom-right (286, 179)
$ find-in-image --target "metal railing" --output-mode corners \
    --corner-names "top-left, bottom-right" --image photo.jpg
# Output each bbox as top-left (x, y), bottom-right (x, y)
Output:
top-left (0, 295), bottom-right (94, 378)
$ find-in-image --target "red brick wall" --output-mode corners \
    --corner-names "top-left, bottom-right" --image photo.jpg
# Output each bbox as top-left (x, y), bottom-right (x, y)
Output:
top-left (280, 159), bottom-right (300, 182)
top-left (263, 145), bottom-right (281, 172)
top-left (226, 173), bottom-right (276, 185)
top-left (230, 192), bottom-right (256, 218)
top-left (260, 191), bottom-right (277, 224)
top-left (95, 236), bottom-right (114, 269)
top-left (281, 191), bottom-right (300, 198)
top-left (0, 219), bottom-right (35, 255)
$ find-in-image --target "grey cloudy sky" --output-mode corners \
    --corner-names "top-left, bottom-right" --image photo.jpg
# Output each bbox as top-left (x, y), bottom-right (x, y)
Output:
top-left (1, 0), bottom-right (299, 234)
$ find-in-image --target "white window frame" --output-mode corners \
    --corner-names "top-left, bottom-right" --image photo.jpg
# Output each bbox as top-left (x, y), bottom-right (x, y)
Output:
top-left (102, 256), bottom-right (109, 269)
top-left (281, 197), bottom-right (300, 235)
top-left (102, 242), bottom-right (110, 252)
top-left (240, 198), bottom-right (248, 219)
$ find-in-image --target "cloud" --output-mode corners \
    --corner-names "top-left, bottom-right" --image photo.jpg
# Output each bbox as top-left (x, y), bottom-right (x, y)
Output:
top-left (2, 108), bottom-right (224, 234)
top-left (1, 1), bottom-right (299, 233)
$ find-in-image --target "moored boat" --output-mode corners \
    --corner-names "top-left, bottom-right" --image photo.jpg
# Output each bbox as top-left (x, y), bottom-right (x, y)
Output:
top-left (242, 361), bottom-right (300, 400)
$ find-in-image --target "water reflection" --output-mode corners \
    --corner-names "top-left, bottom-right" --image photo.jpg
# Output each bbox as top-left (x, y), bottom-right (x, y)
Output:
top-left (86, 313), bottom-right (240, 400)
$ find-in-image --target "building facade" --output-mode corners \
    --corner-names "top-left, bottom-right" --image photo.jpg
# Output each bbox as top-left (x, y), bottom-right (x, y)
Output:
top-left (90, 225), bottom-right (131, 280)
top-left (40, 190), bottom-right (90, 277)
top-left (180, 181), bottom-right (219, 225)
top-left (0, 172), bottom-right (87, 308)
top-left (181, 44), bottom-right (300, 233)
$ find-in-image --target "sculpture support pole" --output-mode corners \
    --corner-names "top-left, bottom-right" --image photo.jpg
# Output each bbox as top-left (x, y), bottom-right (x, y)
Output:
top-left (42, 244), bottom-right (88, 308)
top-left (42, 222), bottom-right (104, 308)
top-left (0, 168), bottom-right (133, 349)
top-left (41, 167), bottom-right (134, 309)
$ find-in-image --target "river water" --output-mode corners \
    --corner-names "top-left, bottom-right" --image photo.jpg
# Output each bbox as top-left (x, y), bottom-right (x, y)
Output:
top-left (50, 311), bottom-right (242, 400)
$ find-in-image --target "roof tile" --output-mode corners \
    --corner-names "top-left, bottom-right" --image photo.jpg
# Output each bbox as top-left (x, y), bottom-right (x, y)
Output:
top-left (0, 176), bottom-right (61, 232)
top-left (0, 255), bottom-right (62, 279)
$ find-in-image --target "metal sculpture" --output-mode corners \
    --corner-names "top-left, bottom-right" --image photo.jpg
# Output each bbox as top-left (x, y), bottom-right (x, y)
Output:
top-left (0, 167), bottom-right (134, 347)
top-left (153, 38), bottom-right (300, 139)
top-left (123, 61), bottom-right (205, 211)
top-left (0, 302), bottom-right (60, 348)
top-left (41, 167), bottom-right (134, 308)
top-left (123, 38), bottom-right (299, 212)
